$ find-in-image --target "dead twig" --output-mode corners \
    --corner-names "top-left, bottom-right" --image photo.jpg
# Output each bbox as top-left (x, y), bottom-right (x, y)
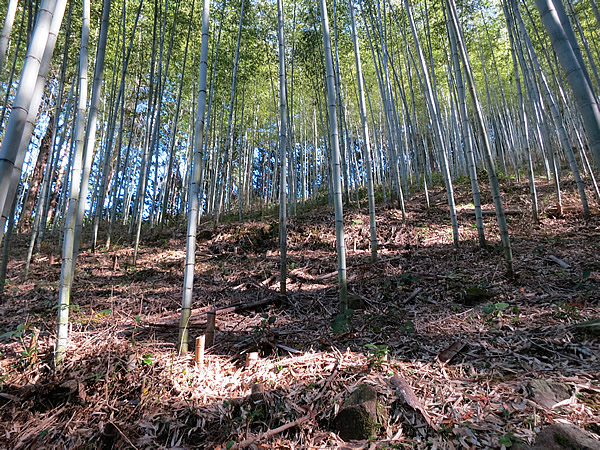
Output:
top-left (229, 409), bottom-right (315, 449)
top-left (109, 421), bottom-right (139, 450)
top-left (402, 287), bottom-right (422, 304)
top-left (547, 255), bottom-right (571, 269)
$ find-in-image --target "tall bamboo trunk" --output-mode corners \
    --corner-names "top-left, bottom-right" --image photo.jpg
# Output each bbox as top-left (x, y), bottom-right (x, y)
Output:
top-left (349, 0), bottom-right (377, 262)
top-left (446, 0), bottom-right (514, 276)
top-left (319, 0), bottom-right (347, 311)
top-left (216, 0), bottom-right (245, 224)
top-left (534, 0), bottom-right (600, 170)
top-left (277, 0), bottom-right (288, 295)
top-left (178, 0), bottom-right (211, 353)
top-left (55, 0), bottom-right (90, 365)
top-left (503, 0), bottom-right (539, 222)
top-left (132, 0), bottom-right (161, 264)
top-left (447, 14), bottom-right (486, 247)
top-left (71, 0), bottom-right (111, 273)
top-left (0, 0), bottom-right (19, 74)
top-left (0, 3), bottom-right (26, 135)
top-left (160, 0), bottom-right (194, 224)
top-left (404, 0), bottom-right (459, 246)
top-left (18, 114), bottom-right (53, 232)
top-left (0, 0), bottom-right (64, 247)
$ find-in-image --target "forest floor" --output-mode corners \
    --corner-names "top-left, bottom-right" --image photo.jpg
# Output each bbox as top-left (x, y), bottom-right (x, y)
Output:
top-left (1, 175), bottom-right (599, 449)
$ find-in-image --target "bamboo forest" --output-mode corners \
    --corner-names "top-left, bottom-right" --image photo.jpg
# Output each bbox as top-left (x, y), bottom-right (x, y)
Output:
top-left (1, 0), bottom-right (600, 446)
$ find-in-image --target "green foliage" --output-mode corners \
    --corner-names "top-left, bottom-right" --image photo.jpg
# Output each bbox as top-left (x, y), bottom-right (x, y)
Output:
top-left (331, 309), bottom-right (354, 334)
top-left (498, 432), bottom-right (521, 447)
top-left (93, 308), bottom-right (112, 320)
top-left (552, 302), bottom-right (580, 320)
top-left (0, 323), bottom-right (40, 370)
top-left (0, 322), bottom-right (27, 341)
top-left (511, 305), bottom-right (521, 321)
top-left (364, 343), bottom-right (389, 370)
top-left (463, 283), bottom-right (496, 305)
top-left (482, 302), bottom-right (509, 316)
top-left (398, 321), bottom-right (416, 334)
top-left (397, 273), bottom-right (420, 286)
top-left (250, 313), bottom-right (277, 335)
top-left (383, 273), bottom-right (420, 293)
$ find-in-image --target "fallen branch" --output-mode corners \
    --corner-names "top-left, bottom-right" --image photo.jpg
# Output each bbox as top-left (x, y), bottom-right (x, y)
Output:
top-left (276, 343), bottom-right (302, 354)
top-left (149, 297), bottom-right (276, 327)
top-left (312, 359), bottom-right (341, 404)
top-left (229, 410), bottom-right (315, 449)
top-left (109, 421), bottom-right (138, 450)
top-left (548, 255), bottom-right (571, 269)
top-left (214, 297), bottom-right (276, 315)
top-left (373, 255), bottom-right (406, 264)
top-left (437, 340), bottom-right (467, 364)
top-left (402, 287), bottom-right (422, 304)
top-left (148, 305), bottom-right (214, 326)
top-left (260, 275), bottom-right (277, 287)
top-left (464, 209), bottom-right (521, 215)
top-left (313, 270), bottom-right (338, 281)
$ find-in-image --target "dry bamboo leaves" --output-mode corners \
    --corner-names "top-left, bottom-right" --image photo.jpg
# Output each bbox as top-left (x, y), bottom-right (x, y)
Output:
top-left (390, 375), bottom-right (435, 429)
top-left (437, 340), bottom-right (467, 364)
top-left (1, 179), bottom-right (599, 448)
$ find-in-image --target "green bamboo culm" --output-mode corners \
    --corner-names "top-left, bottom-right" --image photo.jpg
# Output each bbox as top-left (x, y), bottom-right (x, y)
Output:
top-left (277, 0), bottom-right (288, 296)
top-left (446, 0), bottom-right (514, 277)
top-left (319, 0), bottom-right (348, 311)
top-left (178, 0), bottom-right (211, 354)
top-left (56, 0), bottom-right (90, 365)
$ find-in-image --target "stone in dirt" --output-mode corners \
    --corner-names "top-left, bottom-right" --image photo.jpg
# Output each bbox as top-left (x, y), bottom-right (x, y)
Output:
top-left (513, 424), bottom-right (599, 449)
top-left (333, 383), bottom-right (386, 441)
top-left (528, 380), bottom-right (572, 409)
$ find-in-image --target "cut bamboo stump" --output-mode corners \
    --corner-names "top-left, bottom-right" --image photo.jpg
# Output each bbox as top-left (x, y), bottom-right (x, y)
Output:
top-left (205, 311), bottom-right (216, 347)
top-left (195, 335), bottom-right (205, 366)
top-left (245, 352), bottom-right (259, 368)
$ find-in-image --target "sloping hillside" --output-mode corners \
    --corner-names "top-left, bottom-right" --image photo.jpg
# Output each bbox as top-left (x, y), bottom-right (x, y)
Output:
top-left (1, 177), bottom-right (599, 448)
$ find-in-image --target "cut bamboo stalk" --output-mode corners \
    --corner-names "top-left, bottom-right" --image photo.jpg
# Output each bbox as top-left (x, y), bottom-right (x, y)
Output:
top-left (548, 255), bottom-right (571, 269)
top-left (205, 311), bottom-right (216, 347)
top-left (195, 335), bottom-right (205, 366)
top-left (245, 351), bottom-right (259, 368)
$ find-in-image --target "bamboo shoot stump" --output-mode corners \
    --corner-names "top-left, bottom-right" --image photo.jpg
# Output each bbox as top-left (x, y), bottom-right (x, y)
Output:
top-left (205, 311), bottom-right (216, 347)
top-left (245, 352), bottom-right (259, 368)
top-left (195, 335), bottom-right (205, 366)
